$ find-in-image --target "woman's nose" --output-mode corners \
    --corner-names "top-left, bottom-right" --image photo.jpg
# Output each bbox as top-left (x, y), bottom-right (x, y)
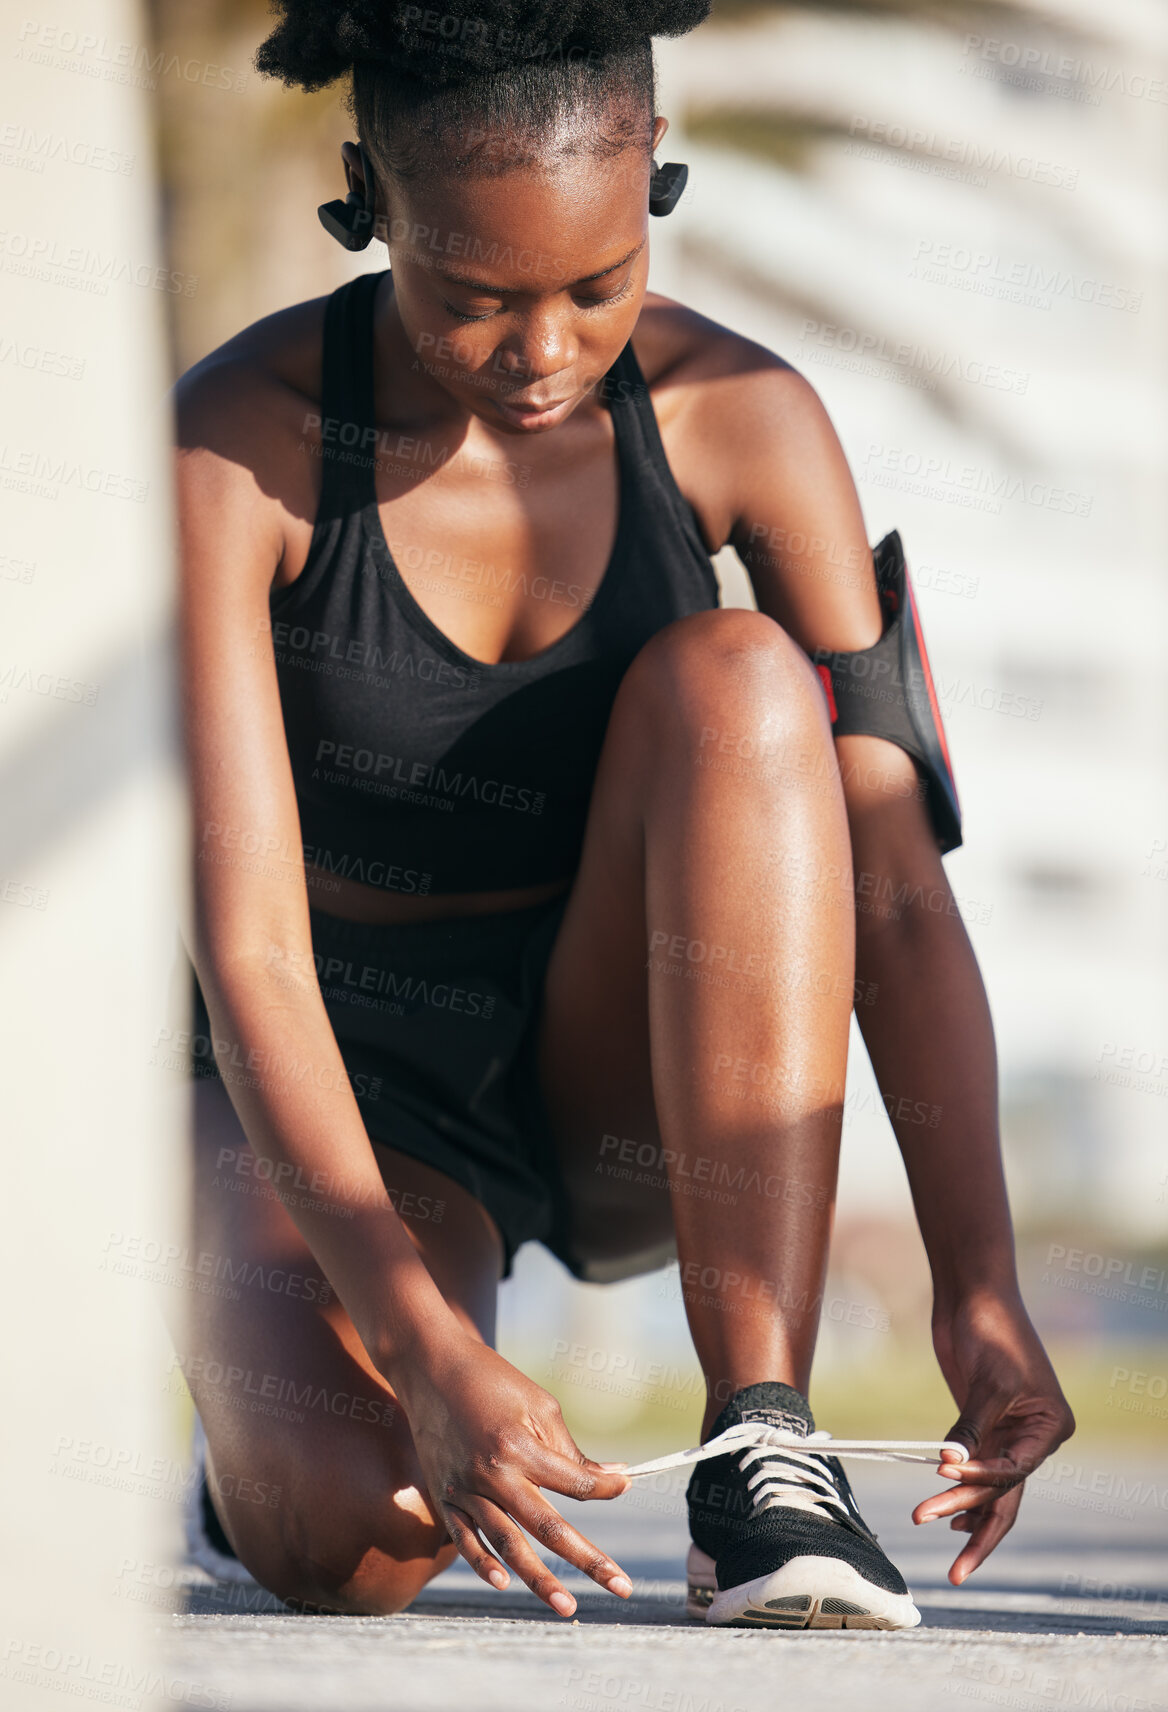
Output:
top-left (496, 301), bottom-right (578, 387)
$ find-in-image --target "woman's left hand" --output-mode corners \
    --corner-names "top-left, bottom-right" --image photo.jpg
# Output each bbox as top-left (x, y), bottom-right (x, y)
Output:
top-left (913, 1289), bottom-right (1075, 1584)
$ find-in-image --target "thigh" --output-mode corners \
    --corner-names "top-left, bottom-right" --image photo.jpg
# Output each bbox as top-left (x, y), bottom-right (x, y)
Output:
top-left (181, 1071), bottom-right (503, 1612)
top-left (533, 608), bottom-right (837, 1271)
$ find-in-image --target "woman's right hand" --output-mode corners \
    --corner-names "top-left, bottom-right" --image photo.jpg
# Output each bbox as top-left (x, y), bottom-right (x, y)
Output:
top-left (391, 1330), bottom-right (634, 1616)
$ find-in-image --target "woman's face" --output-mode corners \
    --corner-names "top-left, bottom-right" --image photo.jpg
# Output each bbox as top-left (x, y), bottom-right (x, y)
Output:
top-left (358, 114), bottom-right (669, 434)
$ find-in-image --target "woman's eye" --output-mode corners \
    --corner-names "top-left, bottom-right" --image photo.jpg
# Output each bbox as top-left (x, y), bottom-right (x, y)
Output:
top-left (443, 301), bottom-right (498, 323)
top-left (577, 278), bottom-right (635, 311)
top-left (442, 275), bottom-right (635, 322)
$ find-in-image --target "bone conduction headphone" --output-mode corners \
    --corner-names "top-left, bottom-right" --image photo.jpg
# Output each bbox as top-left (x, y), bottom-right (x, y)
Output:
top-left (318, 140), bottom-right (689, 249)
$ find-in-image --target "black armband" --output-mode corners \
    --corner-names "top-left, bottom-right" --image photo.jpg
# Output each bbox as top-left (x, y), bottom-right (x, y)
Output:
top-left (812, 530), bottom-right (962, 853)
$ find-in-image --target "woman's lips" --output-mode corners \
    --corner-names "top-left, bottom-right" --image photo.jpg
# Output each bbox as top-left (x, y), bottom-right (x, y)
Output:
top-left (491, 391), bottom-right (576, 429)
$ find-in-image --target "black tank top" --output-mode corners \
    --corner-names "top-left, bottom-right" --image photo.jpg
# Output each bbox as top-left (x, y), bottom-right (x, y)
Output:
top-left (270, 267), bottom-right (722, 895)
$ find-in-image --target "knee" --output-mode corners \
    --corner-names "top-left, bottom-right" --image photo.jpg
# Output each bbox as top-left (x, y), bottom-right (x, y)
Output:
top-left (624, 609), bottom-right (829, 742)
top-left (228, 1481), bottom-right (455, 1616)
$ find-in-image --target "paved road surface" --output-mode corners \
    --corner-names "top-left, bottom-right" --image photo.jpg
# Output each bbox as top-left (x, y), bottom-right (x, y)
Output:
top-left (168, 1455), bottom-right (1167, 1711)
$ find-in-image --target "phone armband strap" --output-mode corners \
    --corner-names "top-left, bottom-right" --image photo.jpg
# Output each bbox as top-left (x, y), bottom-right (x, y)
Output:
top-left (812, 530), bottom-right (962, 853)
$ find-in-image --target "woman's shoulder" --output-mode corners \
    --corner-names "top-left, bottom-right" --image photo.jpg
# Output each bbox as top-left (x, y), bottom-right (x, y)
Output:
top-left (630, 293), bottom-right (835, 546)
top-left (171, 291), bottom-right (330, 464)
top-left (632, 291), bottom-right (823, 440)
top-left (633, 292), bottom-right (801, 394)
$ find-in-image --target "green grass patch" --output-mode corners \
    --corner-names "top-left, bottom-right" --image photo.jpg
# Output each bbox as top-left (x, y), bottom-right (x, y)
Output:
top-left (533, 1340), bottom-right (1168, 1464)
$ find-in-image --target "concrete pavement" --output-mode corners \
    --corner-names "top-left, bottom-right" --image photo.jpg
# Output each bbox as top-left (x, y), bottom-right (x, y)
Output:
top-left (167, 1456), bottom-right (1168, 1711)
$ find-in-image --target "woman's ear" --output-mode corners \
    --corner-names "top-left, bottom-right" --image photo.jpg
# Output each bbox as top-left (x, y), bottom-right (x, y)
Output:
top-left (652, 114), bottom-right (671, 153)
top-left (343, 140), bottom-right (393, 246)
top-left (319, 140), bottom-right (380, 250)
top-left (340, 139), bottom-right (366, 199)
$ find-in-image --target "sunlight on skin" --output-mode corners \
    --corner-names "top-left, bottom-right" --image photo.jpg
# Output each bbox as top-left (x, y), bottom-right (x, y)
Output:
top-left (392, 1484), bottom-right (441, 1527)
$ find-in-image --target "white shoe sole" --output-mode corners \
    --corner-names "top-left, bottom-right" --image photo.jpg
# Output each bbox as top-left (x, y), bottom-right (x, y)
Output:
top-left (686, 1544), bottom-right (718, 1619)
top-left (687, 1543), bottom-right (921, 1630)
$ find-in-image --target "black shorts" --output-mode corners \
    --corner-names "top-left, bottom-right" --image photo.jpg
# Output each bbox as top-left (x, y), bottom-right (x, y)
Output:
top-left (186, 893), bottom-right (581, 1279)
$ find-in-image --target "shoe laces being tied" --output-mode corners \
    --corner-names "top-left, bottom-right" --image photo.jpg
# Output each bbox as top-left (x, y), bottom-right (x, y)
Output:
top-left (624, 1423), bottom-right (968, 1525)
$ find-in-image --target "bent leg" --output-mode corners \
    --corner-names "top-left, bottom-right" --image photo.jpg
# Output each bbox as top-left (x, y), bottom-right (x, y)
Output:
top-left (180, 1071), bottom-right (503, 1614)
top-left (535, 608), bottom-right (855, 1431)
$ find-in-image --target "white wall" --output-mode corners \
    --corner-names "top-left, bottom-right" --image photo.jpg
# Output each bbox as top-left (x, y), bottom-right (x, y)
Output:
top-left (0, 4), bottom-right (186, 1705)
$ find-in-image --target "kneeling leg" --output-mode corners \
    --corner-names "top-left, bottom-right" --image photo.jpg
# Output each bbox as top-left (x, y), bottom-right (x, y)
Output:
top-left (182, 1073), bottom-right (503, 1615)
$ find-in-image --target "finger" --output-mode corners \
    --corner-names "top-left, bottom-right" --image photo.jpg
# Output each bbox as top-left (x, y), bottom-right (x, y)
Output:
top-left (521, 1440), bottom-right (632, 1504)
top-left (941, 1395), bottom-right (1020, 1467)
top-left (949, 1513), bottom-right (976, 1532)
top-left (941, 1425), bottom-right (1058, 1482)
top-left (935, 1455), bottom-right (1031, 1488)
top-left (439, 1501), bottom-right (511, 1592)
top-left (943, 1401), bottom-right (1067, 1479)
top-left (941, 1411), bottom-right (984, 1462)
top-left (531, 1405), bottom-right (636, 1497)
top-left (913, 1481), bottom-right (1004, 1525)
top-left (997, 1424), bottom-right (1067, 1475)
top-left (503, 1484), bottom-right (632, 1598)
top-left (948, 1491), bottom-right (1021, 1585)
top-left (462, 1495), bottom-right (582, 1617)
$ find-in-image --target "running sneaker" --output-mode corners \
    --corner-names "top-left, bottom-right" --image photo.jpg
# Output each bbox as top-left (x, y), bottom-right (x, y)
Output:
top-left (681, 1381), bottom-right (925, 1629)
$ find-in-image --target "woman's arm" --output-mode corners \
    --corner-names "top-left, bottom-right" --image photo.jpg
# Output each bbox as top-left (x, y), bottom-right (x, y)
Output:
top-left (705, 346), bottom-right (1073, 1577)
top-left (175, 356), bottom-right (460, 1375)
top-left (174, 355), bottom-right (630, 1612)
top-left (835, 734), bottom-right (1016, 1302)
top-left (836, 735), bottom-right (1074, 1583)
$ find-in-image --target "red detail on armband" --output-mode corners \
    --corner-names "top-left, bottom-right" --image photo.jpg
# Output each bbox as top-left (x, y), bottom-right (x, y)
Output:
top-left (816, 664), bottom-right (838, 723)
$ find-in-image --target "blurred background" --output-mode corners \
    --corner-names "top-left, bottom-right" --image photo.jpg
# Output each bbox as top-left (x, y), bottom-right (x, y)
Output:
top-left (147, 0), bottom-right (1167, 1454)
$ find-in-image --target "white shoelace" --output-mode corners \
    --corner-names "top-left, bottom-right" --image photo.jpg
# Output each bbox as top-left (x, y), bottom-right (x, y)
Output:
top-left (623, 1424), bottom-right (968, 1524)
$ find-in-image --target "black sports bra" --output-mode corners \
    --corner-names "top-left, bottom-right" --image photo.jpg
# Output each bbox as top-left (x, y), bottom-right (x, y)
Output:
top-left (269, 268), bottom-right (722, 895)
